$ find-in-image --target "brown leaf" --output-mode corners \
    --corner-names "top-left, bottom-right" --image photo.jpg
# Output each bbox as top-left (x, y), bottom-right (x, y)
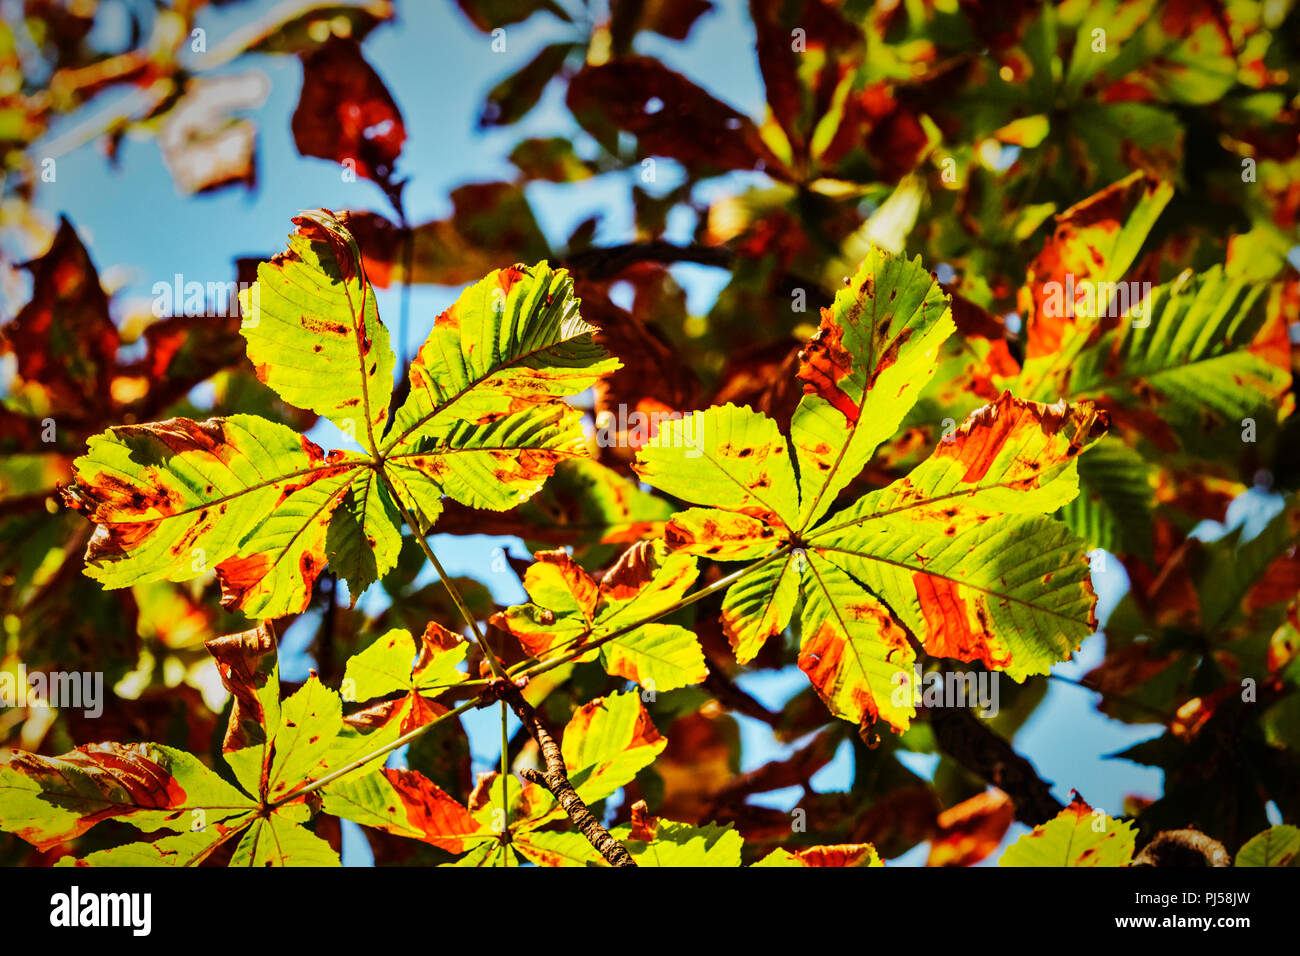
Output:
top-left (2, 217), bottom-right (118, 413)
top-left (926, 789), bottom-right (1015, 867)
top-left (566, 56), bottom-right (788, 177)
top-left (292, 37), bottom-right (404, 185)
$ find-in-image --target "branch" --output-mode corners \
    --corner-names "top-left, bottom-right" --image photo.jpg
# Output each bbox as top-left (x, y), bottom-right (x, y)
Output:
top-left (702, 657), bottom-right (780, 728)
top-left (493, 681), bottom-right (637, 868)
top-left (378, 468), bottom-right (508, 680)
top-left (927, 704), bottom-right (1063, 826)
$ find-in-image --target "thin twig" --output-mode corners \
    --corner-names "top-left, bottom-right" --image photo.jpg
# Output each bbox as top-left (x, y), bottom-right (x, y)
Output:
top-left (378, 468), bottom-right (509, 680)
top-left (494, 681), bottom-right (636, 868)
top-left (269, 697), bottom-right (479, 807)
top-left (499, 699), bottom-right (511, 865)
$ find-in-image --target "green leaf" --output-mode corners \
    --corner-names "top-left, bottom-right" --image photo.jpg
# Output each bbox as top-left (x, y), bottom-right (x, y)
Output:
top-left (614, 818), bottom-right (744, 867)
top-left (325, 468), bottom-right (403, 601)
top-left (753, 844), bottom-right (883, 867)
top-left (634, 248), bottom-right (1107, 733)
top-left (492, 542), bottom-right (706, 690)
top-left (1197, 496), bottom-right (1300, 635)
top-left (375, 265), bottom-right (619, 534)
top-left (264, 675), bottom-right (343, 803)
top-left (384, 261), bottom-right (617, 439)
top-left (512, 829), bottom-right (604, 867)
top-left (441, 841), bottom-right (510, 867)
top-left (61, 414), bottom-right (366, 618)
top-left (796, 550), bottom-right (917, 731)
top-left (1000, 796), bottom-right (1136, 866)
top-left (384, 403), bottom-right (588, 526)
top-left (1021, 172), bottom-right (1173, 360)
top-left (791, 245), bottom-right (955, 528)
top-left (229, 805), bottom-right (341, 867)
top-left (1235, 825), bottom-right (1300, 867)
top-left (0, 743), bottom-right (254, 851)
top-left (719, 550), bottom-right (800, 663)
top-left (321, 768), bottom-right (485, 853)
top-left (822, 513), bottom-right (1096, 683)
top-left (639, 372), bottom-right (1105, 732)
top-left (634, 403), bottom-right (800, 534)
top-left (341, 623), bottom-right (469, 702)
top-left (1024, 267), bottom-right (1288, 455)
top-left (208, 626), bottom-right (418, 803)
top-left (57, 820), bottom-right (254, 867)
top-left (597, 623), bottom-right (707, 694)
top-left (1059, 439), bottom-right (1154, 562)
top-left (240, 209), bottom-right (394, 449)
top-left (561, 690), bottom-right (667, 804)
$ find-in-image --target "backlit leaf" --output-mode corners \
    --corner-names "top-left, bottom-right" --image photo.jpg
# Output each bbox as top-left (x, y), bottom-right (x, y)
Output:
top-left (999, 795), bottom-right (1136, 867)
top-left (754, 844), bottom-right (883, 867)
top-left (493, 541), bottom-right (706, 690)
top-left (636, 247), bottom-right (1107, 732)
top-left (61, 416), bottom-right (364, 618)
top-left (239, 209), bottom-right (395, 448)
top-left (1235, 825), bottom-right (1300, 867)
top-left (0, 743), bottom-right (253, 851)
top-left (342, 623), bottom-right (469, 702)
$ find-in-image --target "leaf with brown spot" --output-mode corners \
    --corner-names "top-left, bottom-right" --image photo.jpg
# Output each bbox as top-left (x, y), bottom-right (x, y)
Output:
top-left (754, 843), bottom-right (883, 867)
top-left (1021, 265), bottom-right (1289, 460)
top-left (1019, 172), bottom-right (1173, 359)
top-left (636, 252), bottom-right (1107, 727)
top-left (342, 623), bottom-right (470, 703)
top-left (1000, 794), bottom-right (1136, 866)
top-left (0, 743), bottom-right (254, 853)
top-left (320, 768), bottom-right (482, 852)
top-left (61, 414), bottom-right (367, 618)
top-left (240, 208), bottom-right (396, 450)
top-left (791, 245), bottom-right (955, 529)
top-left (493, 540), bottom-right (706, 690)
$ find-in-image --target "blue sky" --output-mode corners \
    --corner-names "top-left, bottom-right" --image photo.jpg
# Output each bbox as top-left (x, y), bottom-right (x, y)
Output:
top-left (25, 0), bottom-right (1281, 865)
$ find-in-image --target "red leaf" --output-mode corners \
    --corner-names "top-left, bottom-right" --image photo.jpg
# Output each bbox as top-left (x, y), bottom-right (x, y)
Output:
top-left (292, 37), bottom-right (405, 185)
